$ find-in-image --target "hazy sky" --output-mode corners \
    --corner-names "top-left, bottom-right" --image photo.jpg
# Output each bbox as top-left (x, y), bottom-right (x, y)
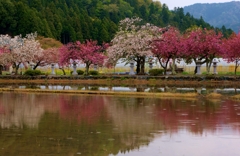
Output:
top-left (158, 0), bottom-right (240, 10)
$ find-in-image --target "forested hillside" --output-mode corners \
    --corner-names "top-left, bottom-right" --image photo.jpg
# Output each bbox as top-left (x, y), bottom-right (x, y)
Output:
top-left (184, 1), bottom-right (240, 33)
top-left (0, 0), bottom-right (233, 44)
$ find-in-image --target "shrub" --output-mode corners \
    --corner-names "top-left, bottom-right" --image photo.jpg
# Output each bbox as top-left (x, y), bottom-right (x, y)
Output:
top-left (24, 70), bottom-right (43, 76)
top-left (77, 70), bottom-right (84, 75)
top-left (120, 77), bottom-right (126, 80)
top-left (149, 69), bottom-right (164, 76)
top-left (89, 70), bottom-right (99, 75)
top-left (70, 70), bottom-right (84, 75)
top-left (181, 71), bottom-right (189, 75)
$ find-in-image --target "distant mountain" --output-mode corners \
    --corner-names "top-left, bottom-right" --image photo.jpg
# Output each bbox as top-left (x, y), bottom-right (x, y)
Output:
top-left (184, 1), bottom-right (240, 33)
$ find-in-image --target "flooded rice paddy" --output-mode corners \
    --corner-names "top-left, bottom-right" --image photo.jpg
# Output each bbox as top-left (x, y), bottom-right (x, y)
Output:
top-left (0, 92), bottom-right (240, 155)
top-left (1, 84), bottom-right (240, 95)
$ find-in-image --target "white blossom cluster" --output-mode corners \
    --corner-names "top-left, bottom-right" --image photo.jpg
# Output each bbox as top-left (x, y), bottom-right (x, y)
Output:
top-left (0, 32), bottom-right (43, 71)
top-left (106, 17), bottom-right (161, 66)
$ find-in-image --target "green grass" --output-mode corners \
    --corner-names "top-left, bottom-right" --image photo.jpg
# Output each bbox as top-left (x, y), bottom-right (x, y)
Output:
top-left (180, 71), bottom-right (190, 75)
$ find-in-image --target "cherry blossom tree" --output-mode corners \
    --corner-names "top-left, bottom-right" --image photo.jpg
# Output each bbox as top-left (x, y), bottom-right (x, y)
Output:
top-left (107, 17), bottom-right (161, 75)
top-left (184, 28), bottom-right (223, 74)
top-left (0, 35), bottom-right (11, 74)
top-left (151, 27), bottom-right (184, 75)
top-left (222, 32), bottom-right (240, 75)
top-left (0, 48), bottom-right (10, 74)
top-left (0, 33), bottom-right (43, 74)
top-left (59, 40), bottom-right (106, 75)
top-left (78, 40), bottom-right (106, 75)
top-left (32, 47), bottom-right (60, 70)
top-left (0, 34), bottom-right (26, 74)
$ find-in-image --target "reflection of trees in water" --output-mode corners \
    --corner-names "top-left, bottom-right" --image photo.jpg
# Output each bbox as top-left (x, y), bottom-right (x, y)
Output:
top-left (25, 84), bottom-right (40, 89)
top-left (0, 95), bottom-right (160, 156)
top-left (136, 85), bottom-right (147, 92)
top-left (0, 94), bottom-right (240, 155)
top-left (153, 98), bottom-right (240, 135)
top-left (104, 97), bottom-right (164, 150)
top-left (59, 95), bottom-right (107, 125)
top-left (0, 93), bottom-right (46, 128)
top-left (148, 86), bottom-right (177, 93)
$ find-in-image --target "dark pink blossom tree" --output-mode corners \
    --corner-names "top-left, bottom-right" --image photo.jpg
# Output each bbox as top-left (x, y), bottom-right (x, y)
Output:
top-left (184, 28), bottom-right (223, 74)
top-left (222, 32), bottom-right (240, 75)
top-left (151, 27), bottom-right (184, 75)
top-left (59, 40), bottom-right (106, 75)
top-left (78, 40), bottom-right (106, 75)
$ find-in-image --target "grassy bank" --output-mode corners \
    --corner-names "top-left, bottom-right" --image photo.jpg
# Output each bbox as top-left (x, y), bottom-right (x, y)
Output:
top-left (0, 88), bottom-right (199, 98)
top-left (1, 75), bottom-right (240, 88)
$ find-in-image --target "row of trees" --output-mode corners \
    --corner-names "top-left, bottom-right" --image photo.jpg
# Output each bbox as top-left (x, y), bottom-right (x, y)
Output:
top-left (0, 32), bottom-right (107, 75)
top-left (107, 18), bottom-right (240, 75)
top-left (0, 18), bottom-right (239, 75)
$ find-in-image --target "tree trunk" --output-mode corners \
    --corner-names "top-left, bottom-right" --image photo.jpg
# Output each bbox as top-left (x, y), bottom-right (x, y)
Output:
top-left (206, 60), bottom-right (212, 74)
top-left (85, 63), bottom-right (90, 75)
top-left (59, 67), bottom-right (66, 75)
top-left (206, 62), bottom-right (210, 74)
top-left (194, 66), bottom-right (197, 74)
top-left (33, 61), bottom-right (41, 70)
top-left (0, 65), bottom-right (3, 75)
top-left (158, 57), bottom-right (170, 75)
top-left (234, 61), bottom-right (239, 75)
top-left (14, 62), bottom-right (20, 75)
top-left (139, 57), bottom-right (145, 75)
top-left (136, 57), bottom-right (140, 74)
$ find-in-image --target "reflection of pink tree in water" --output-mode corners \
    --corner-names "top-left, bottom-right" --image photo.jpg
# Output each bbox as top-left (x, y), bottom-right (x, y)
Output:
top-left (154, 99), bottom-right (240, 134)
top-left (0, 105), bottom-right (5, 114)
top-left (59, 95), bottom-right (108, 124)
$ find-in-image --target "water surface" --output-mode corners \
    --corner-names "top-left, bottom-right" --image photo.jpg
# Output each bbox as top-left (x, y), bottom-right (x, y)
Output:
top-left (0, 93), bottom-right (240, 155)
top-left (1, 84), bottom-right (240, 95)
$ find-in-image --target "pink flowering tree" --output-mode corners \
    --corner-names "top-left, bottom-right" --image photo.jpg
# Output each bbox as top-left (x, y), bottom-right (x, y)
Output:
top-left (184, 28), bottom-right (223, 74)
top-left (59, 40), bottom-right (106, 75)
top-left (151, 27), bottom-right (184, 75)
top-left (32, 47), bottom-right (60, 70)
top-left (107, 17), bottom-right (161, 75)
top-left (59, 42), bottom-right (80, 75)
top-left (78, 40), bottom-right (106, 75)
top-left (222, 32), bottom-right (240, 75)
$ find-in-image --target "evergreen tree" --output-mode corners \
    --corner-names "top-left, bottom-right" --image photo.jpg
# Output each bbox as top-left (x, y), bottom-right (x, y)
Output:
top-left (0, 0), bottom-right (233, 44)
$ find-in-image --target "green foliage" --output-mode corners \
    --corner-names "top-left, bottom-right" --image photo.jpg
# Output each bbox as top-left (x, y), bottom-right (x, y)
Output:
top-left (24, 70), bottom-right (43, 76)
top-left (181, 71), bottom-right (189, 75)
top-left (37, 36), bottom-right (62, 49)
top-left (0, 0), bottom-right (233, 43)
top-left (89, 70), bottom-right (99, 75)
top-left (70, 70), bottom-right (84, 75)
top-left (149, 69), bottom-right (164, 76)
top-left (77, 70), bottom-right (84, 75)
top-left (120, 76), bottom-right (126, 80)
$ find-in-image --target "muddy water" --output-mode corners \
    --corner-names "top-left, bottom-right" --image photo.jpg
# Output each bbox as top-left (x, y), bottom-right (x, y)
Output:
top-left (0, 93), bottom-right (239, 155)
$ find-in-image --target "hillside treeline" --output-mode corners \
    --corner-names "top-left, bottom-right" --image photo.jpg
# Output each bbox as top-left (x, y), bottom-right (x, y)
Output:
top-left (0, 0), bottom-right (233, 44)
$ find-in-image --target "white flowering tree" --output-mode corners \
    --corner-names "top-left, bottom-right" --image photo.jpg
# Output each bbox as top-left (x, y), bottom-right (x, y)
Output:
top-left (106, 17), bottom-right (161, 75)
top-left (0, 32), bottom-right (43, 74)
top-left (0, 34), bottom-right (14, 74)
